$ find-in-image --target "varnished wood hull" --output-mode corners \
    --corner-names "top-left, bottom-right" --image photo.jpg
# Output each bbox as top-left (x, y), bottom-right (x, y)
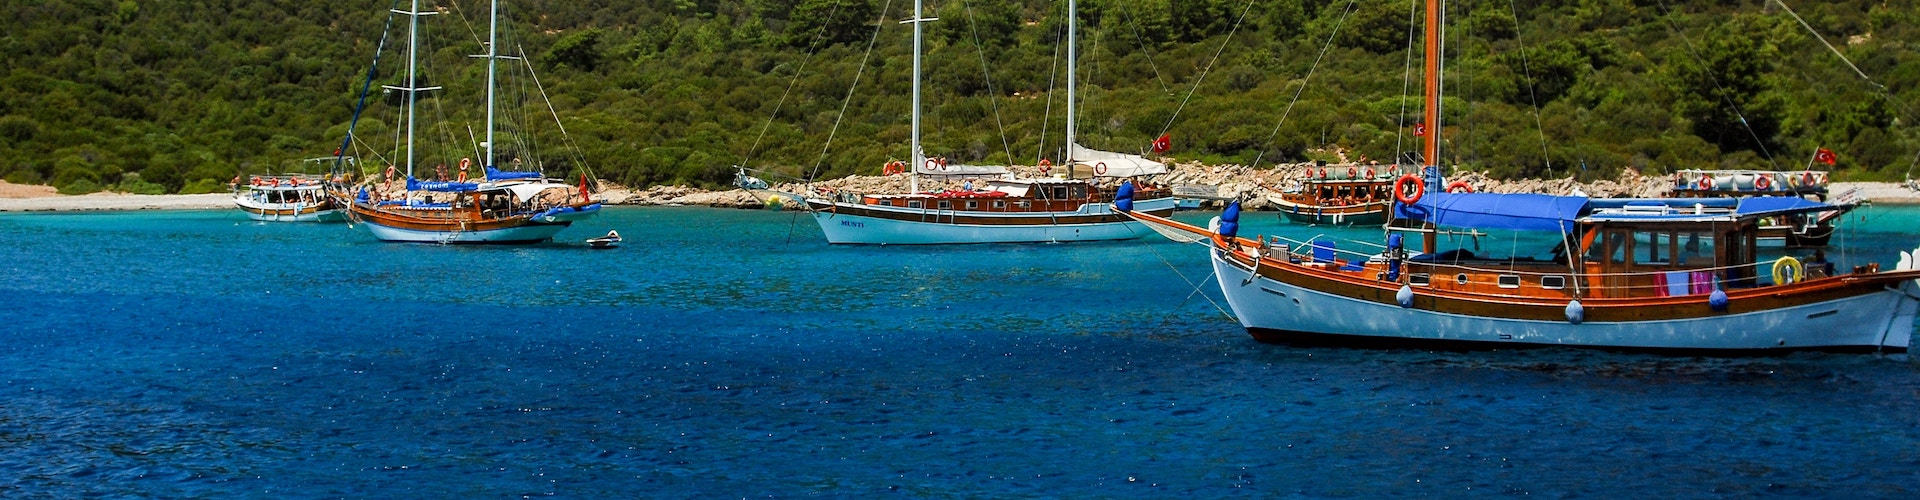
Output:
top-left (1122, 209), bottom-right (1920, 354)
top-left (345, 202), bottom-right (596, 244)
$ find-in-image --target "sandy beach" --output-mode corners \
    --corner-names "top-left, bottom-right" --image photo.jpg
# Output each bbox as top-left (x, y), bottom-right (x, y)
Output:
top-left (0, 180), bottom-right (232, 212)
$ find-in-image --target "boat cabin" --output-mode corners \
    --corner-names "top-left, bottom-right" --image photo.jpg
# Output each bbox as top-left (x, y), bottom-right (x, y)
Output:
top-left (1363, 194), bottom-right (1844, 300)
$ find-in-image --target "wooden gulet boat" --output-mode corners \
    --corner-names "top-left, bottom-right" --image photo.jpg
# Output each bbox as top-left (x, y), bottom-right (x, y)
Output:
top-left (330, 0), bottom-right (599, 244)
top-left (1269, 164), bottom-right (1424, 226)
top-left (1124, 194), bottom-right (1920, 353)
top-left (1117, 0), bottom-right (1920, 353)
top-left (802, 0), bottom-right (1176, 244)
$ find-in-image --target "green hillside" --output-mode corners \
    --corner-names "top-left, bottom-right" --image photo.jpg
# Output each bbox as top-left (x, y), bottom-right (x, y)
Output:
top-left (4, 0), bottom-right (1919, 195)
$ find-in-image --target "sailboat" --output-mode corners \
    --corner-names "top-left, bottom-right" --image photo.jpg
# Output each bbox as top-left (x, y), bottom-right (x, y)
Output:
top-left (801, 0), bottom-right (1176, 245)
top-left (331, 0), bottom-right (600, 244)
top-left (1119, 0), bottom-right (1920, 353)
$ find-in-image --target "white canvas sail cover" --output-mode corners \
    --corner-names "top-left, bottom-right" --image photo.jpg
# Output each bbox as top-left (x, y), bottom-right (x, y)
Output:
top-left (913, 159), bottom-right (1010, 176)
top-left (1070, 143), bottom-right (1167, 177)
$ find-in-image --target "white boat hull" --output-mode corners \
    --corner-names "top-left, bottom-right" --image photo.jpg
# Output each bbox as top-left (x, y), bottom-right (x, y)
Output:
top-left (811, 198), bottom-right (1178, 244)
top-left (359, 220), bottom-right (571, 244)
top-left (1211, 249), bottom-right (1919, 353)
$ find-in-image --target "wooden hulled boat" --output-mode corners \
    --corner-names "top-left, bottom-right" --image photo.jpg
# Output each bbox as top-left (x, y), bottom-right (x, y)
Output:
top-left (337, 177), bottom-right (599, 244)
top-left (1122, 194), bottom-right (1920, 353)
top-left (1119, 0), bottom-right (1920, 354)
top-left (233, 174), bottom-right (343, 222)
top-left (1269, 164), bottom-right (1417, 226)
top-left (329, 0), bottom-right (599, 244)
top-left (1669, 169), bottom-right (1852, 247)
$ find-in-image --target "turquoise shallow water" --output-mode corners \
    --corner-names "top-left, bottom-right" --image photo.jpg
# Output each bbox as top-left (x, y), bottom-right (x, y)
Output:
top-left (2, 205), bottom-right (1920, 497)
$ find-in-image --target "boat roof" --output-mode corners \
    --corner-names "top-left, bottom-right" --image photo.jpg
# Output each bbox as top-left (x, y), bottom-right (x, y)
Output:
top-left (1393, 193), bottom-right (1843, 233)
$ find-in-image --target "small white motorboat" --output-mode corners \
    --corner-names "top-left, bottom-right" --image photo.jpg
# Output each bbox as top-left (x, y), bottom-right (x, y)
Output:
top-left (586, 230), bottom-right (621, 249)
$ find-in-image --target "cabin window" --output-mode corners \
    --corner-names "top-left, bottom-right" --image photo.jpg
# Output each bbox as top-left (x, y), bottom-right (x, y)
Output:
top-left (1409, 273), bottom-right (1431, 286)
top-left (1497, 275), bottom-right (1521, 288)
top-left (1540, 275), bottom-right (1566, 289)
top-left (1455, 273), bottom-right (1470, 285)
top-left (993, 200), bottom-right (1007, 209)
top-left (1053, 187), bottom-right (1069, 199)
top-left (937, 201), bottom-right (952, 209)
top-left (1678, 232), bottom-right (1715, 266)
top-left (908, 201), bottom-right (923, 209)
top-left (966, 201), bottom-right (978, 210)
top-left (1017, 201), bottom-right (1031, 209)
top-left (1635, 231), bottom-right (1673, 266)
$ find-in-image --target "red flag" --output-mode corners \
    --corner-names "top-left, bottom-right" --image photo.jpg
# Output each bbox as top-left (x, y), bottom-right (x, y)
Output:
top-left (1151, 133), bottom-right (1172, 154)
top-left (1814, 147), bottom-right (1836, 165)
top-left (1414, 123), bottom-right (1426, 136)
top-left (579, 173), bottom-right (593, 203)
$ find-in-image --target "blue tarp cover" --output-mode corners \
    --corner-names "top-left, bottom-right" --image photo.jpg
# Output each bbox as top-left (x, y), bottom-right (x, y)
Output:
top-left (486, 166), bottom-right (542, 180)
top-left (1395, 193), bottom-right (1590, 233)
top-left (1734, 196), bottom-right (1838, 218)
top-left (407, 177), bottom-right (479, 192)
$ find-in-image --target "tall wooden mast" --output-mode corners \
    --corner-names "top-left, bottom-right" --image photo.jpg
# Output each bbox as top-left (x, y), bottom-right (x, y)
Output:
top-left (1422, 0), bottom-right (1442, 168)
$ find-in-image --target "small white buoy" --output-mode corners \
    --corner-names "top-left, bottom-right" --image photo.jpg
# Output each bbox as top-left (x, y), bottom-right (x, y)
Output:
top-left (1396, 284), bottom-right (1414, 308)
top-left (1565, 300), bottom-right (1584, 324)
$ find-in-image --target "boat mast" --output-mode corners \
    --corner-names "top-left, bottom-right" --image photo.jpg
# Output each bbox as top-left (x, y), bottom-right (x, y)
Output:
top-left (1421, 0), bottom-right (1441, 171)
top-left (910, 0), bottom-right (924, 194)
top-left (485, 0), bottom-right (498, 174)
top-left (404, 0), bottom-right (422, 180)
top-left (1066, 0), bottom-right (1077, 171)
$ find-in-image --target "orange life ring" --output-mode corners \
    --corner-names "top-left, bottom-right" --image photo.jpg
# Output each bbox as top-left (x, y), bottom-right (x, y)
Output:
top-left (459, 158), bottom-right (471, 170)
top-left (1319, 168), bottom-right (1328, 179)
top-left (1446, 180), bottom-right (1473, 193)
top-left (384, 165), bottom-right (396, 182)
top-left (1038, 160), bottom-right (1052, 175)
top-left (1801, 171), bottom-right (1816, 186)
top-left (1347, 167), bottom-right (1358, 179)
top-left (1394, 175), bottom-right (1425, 205)
top-left (938, 158), bottom-right (949, 171)
top-left (1094, 162), bottom-right (1107, 175)
top-left (1754, 174), bottom-right (1772, 191)
top-left (1365, 167), bottom-right (1376, 179)
top-left (883, 161), bottom-right (905, 176)
top-left (1815, 172), bottom-right (1828, 184)
top-left (1698, 175), bottom-right (1716, 190)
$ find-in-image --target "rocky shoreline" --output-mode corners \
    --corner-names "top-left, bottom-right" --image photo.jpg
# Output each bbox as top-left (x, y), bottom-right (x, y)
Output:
top-left (598, 161), bottom-right (1920, 209)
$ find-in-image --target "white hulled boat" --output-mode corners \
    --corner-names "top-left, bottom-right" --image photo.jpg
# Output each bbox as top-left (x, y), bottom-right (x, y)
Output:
top-left (802, 0), bottom-right (1175, 245)
top-left (1119, 0), bottom-right (1920, 353)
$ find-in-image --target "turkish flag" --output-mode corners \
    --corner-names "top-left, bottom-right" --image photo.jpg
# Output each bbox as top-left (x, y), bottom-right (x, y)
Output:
top-left (1814, 147), bottom-right (1836, 165)
top-left (1151, 133), bottom-right (1172, 154)
top-left (1414, 123), bottom-right (1426, 136)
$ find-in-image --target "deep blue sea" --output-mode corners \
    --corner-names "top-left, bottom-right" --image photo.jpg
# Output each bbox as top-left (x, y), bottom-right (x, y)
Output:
top-left (4, 205), bottom-right (1920, 497)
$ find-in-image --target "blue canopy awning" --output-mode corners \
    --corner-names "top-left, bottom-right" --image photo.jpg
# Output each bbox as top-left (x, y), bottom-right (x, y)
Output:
top-left (407, 177), bottom-right (479, 192)
top-left (1394, 193), bottom-right (1590, 233)
top-left (486, 166), bottom-right (542, 180)
top-left (1734, 196), bottom-right (1842, 218)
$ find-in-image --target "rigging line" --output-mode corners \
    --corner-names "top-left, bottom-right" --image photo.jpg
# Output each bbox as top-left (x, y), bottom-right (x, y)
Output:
top-left (1771, 0), bottom-right (1920, 180)
top-left (1653, 0), bottom-right (1780, 170)
top-left (1037, 18), bottom-right (1064, 165)
top-left (1156, 0), bottom-right (1261, 138)
top-left (1119, 221), bottom-right (1235, 320)
top-left (1393, 0), bottom-right (1419, 169)
top-left (960, 0), bottom-right (1015, 167)
top-left (1250, 0), bottom-right (1360, 170)
top-left (806, 0), bottom-right (896, 183)
top-left (739, 0), bottom-right (846, 172)
top-left (1112, 1), bottom-right (1171, 94)
top-left (334, 0), bottom-right (403, 176)
top-left (445, 0), bottom-right (485, 51)
top-left (517, 43), bottom-right (594, 179)
top-left (1505, 0), bottom-right (1554, 175)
